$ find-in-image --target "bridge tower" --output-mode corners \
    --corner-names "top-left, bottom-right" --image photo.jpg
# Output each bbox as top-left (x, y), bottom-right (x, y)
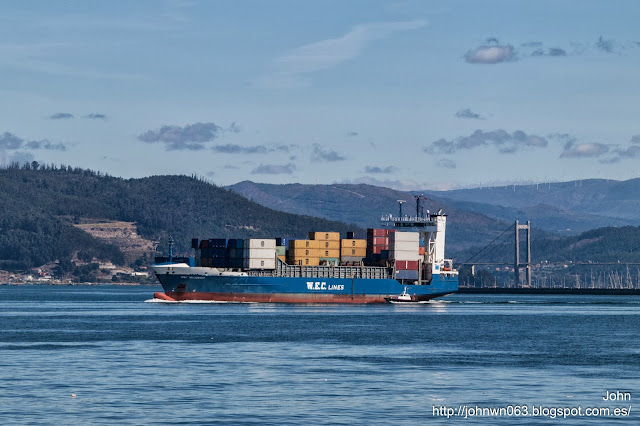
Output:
top-left (514, 221), bottom-right (531, 287)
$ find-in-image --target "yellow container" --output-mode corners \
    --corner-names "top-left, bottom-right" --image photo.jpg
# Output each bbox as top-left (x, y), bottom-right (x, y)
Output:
top-left (308, 231), bottom-right (340, 241)
top-left (289, 257), bottom-right (320, 266)
top-left (317, 240), bottom-right (340, 249)
top-left (341, 248), bottom-right (366, 257)
top-left (319, 249), bottom-right (340, 258)
top-left (288, 248), bottom-right (320, 258)
top-left (340, 239), bottom-right (367, 248)
top-left (289, 239), bottom-right (320, 249)
top-left (277, 255), bottom-right (286, 262)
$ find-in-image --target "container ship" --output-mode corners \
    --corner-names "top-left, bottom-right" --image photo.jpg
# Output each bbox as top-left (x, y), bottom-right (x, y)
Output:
top-left (152, 201), bottom-right (458, 303)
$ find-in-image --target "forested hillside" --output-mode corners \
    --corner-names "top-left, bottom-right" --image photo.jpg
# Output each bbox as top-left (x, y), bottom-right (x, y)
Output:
top-left (0, 164), bottom-right (360, 271)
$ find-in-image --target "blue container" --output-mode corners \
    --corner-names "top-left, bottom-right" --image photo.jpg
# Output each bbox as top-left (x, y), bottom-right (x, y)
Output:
top-left (396, 270), bottom-right (419, 280)
top-left (209, 238), bottom-right (228, 248)
top-left (211, 258), bottom-right (228, 268)
top-left (275, 237), bottom-right (289, 247)
top-left (211, 247), bottom-right (227, 257)
top-left (227, 239), bottom-right (244, 248)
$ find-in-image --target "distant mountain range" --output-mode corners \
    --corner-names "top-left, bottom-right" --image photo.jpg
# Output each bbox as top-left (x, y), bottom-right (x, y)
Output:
top-left (428, 179), bottom-right (640, 225)
top-left (228, 179), bottom-right (640, 244)
top-left (227, 181), bottom-right (514, 251)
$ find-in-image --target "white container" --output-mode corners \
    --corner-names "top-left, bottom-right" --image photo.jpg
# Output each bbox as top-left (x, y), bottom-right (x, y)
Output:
top-left (390, 250), bottom-right (422, 261)
top-left (243, 247), bottom-right (276, 259)
top-left (243, 258), bottom-right (276, 270)
top-left (244, 239), bottom-right (276, 249)
top-left (391, 241), bottom-right (419, 251)
top-left (390, 232), bottom-right (419, 243)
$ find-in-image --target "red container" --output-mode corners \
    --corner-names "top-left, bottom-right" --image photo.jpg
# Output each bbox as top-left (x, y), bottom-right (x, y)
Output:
top-left (199, 240), bottom-right (210, 249)
top-left (367, 228), bottom-right (388, 237)
top-left (396, 260), bottom-right (419, 270)
top-left (367, 236), bottom-right (388, 246)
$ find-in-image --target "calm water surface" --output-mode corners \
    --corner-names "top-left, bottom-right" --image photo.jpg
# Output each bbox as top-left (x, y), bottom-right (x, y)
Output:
top-left (0, 285), bottom-right (638, 424)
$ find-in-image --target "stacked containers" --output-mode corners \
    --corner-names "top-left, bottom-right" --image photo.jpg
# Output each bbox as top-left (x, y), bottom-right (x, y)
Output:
top-left (199, 238), bottom-right (228, 268)
top-left (390, 232), bottom-right (421, 280)
top-left (227, 239), bottom-right (244, 268)
top-left (287, 239), bottom-right (320, 266)
top-left (366, 228), bottom-right (396, 257)
top-left (340, 239), bottom-right (367, 262)
top-left (275, 238), bottom-right (288, 262)
top-left (243, 239), bottom-right (276, 269)
top-left (309, 232), bottom-right (340, 264)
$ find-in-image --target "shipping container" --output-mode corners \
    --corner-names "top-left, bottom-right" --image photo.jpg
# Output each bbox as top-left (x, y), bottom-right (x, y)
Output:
top-left (289, 257), bottom-right (320, 266)
top-left (277, 255), bottom-right (286, 262)
top-left (243, 247), bottom-right (276, 259)
top-left (390, 241), bottom-right (419, 251)
top-left (419, 246), bottom-right (425, 255)
top-left (320, 249), bottom-right (340, 258)
top-left (395, 260), bottom-right (420, 270)
top-left (209, 238), bottom-right (228, 248)
top-left (226, 248), bottom-right (241, 259)
top-left (340, 239), bottom-right (367, 248)
top-left (389, 250), bottom-right (422, 261)
top-left (319, 240), bottom-right (340, 249)
top-left (341, 248), bottom-right (366, 257)
top-left (390, 231), bottom-right (419, 243)
top-left (396, 269), bottom-right (419, 280)
top-left (319, 257), bottom-right (339, 266)
top-left (288, 248), bottom-right (320, 258)
top-left (227, 239), bottom-right (244, 248)
top-left (369, 245), bottom-right (385, 254)
top-left (191, 238), bottom-right (199, 249)
top-left (276, 246), bottom-right (286, 256)
top-left (289, 239), bottom-right (320, 249)
top-left (243, 258), bottom-right (276, 270)
top-left (346, 231), bottom-right (355, 239)
top-left (367, 236), bottom-right (389, 246)
top-left (211, 258), bottom-right (228, 268)
top-left (275, 237), bottom-right (289, 247)
top-left (228, 258), bottom-right (243, 269)
top-left (244, 239), bottom-right (276, 249)
top-left (199, 240), bottom-right (209, 249)
top-left (308, 231), bottom-right (340, 241)
top-left (367, 228), bottom-right (388, 237)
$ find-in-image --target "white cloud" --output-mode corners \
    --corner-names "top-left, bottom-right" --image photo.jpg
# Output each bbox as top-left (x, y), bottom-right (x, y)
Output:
top-left (465, 44), bottom-right (514, 64)
top-left (258, 20), bottom-right (427, 87)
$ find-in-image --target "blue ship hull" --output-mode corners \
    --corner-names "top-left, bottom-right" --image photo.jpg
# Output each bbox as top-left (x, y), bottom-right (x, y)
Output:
top-left (154, 270), bottom-right (458, 303)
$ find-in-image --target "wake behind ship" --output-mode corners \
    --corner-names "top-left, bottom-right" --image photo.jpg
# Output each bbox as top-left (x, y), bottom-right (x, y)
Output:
top-left (152, 200), bottom-right (458, 303)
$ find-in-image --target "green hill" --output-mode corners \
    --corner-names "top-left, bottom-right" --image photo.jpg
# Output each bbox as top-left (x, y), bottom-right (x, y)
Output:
top-left (0, 164), bottom-right (360, 272)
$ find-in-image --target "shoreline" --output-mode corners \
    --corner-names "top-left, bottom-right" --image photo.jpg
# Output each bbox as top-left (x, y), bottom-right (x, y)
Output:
top-left (458, 287), bottom-right (640, 295)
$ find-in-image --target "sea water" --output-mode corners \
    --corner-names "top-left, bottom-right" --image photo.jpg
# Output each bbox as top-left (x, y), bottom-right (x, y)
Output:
top-left (0, 285), bottom-right (637, 424)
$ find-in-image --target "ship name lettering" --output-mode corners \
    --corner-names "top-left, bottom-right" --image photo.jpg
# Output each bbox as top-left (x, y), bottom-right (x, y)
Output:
top-left (328, 285), bottom-right (344, 290)
top-left (306, 281), bottom-right (328, 290)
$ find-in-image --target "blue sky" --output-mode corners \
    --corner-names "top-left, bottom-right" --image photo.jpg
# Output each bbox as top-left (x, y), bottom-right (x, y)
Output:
top-left (1, 0), bottom-right (639, 190)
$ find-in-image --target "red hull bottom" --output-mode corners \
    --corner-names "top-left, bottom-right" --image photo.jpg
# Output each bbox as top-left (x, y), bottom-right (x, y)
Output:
top-left (153, 292), bottom-right (177, 301)
top-left (161, 291), bottom-right (442, 304)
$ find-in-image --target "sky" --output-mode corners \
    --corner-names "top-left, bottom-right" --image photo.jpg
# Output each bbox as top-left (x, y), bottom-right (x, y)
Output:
top-left (1, 0), bottom-right (639, 190)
